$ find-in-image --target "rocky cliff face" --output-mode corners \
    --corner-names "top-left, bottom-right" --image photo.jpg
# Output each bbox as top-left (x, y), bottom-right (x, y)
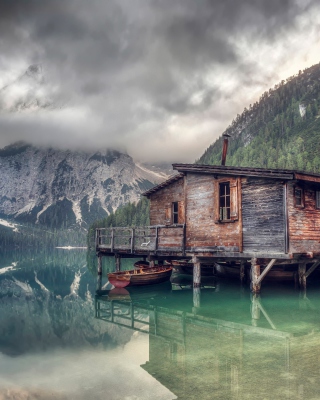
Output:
top-left (0, 142), bottom-right (169, 228)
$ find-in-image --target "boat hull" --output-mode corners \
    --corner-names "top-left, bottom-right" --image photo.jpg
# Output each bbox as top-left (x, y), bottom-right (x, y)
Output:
top-left (108, 267), bottom-right (173, 288)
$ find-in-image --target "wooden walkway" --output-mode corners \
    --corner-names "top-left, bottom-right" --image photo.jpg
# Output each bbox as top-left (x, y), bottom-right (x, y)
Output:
top-left (96, 225), bottom-right (185, 256)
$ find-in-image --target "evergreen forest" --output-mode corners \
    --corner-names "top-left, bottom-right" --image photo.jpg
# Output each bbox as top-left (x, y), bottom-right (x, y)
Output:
top-left (87, 197), bottom-right (150, 248)
top-left (198, 62), bottom-right (320, 172)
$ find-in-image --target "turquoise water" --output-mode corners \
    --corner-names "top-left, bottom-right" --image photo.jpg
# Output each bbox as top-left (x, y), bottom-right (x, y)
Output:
top-left (1, 251), bottom-right (320, 399)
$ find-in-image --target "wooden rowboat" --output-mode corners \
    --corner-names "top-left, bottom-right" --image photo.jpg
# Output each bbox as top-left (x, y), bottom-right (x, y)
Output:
top-left (169, 260), bottom-right (215, 276)
top-left (134, 260), bottom-right (150, 269)
top-left (108, 266), bottom-right (173, 288)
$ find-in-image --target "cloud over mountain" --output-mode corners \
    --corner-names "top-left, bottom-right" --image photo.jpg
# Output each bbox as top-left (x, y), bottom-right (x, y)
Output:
top-left (0, 0), bottom-right (319, 161)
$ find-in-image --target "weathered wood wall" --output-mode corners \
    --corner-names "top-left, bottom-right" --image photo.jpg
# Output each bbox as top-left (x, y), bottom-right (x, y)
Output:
top-left (287, 182), bottom-right (320, 254)
top-left (185, 173), bottom-right (241, 251)
top-left (149, 172), bottom-right (320, 256)
top-left (242, 178), bottom-right (285, 253)
top-left (157, 226), bottom-right (184, 250)
top-left (149, 177), bottom-right (184, 225)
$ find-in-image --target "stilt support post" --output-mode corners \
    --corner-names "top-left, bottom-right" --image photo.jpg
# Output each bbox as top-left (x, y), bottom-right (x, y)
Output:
top-left (251, 258), bottom-right (260, 294)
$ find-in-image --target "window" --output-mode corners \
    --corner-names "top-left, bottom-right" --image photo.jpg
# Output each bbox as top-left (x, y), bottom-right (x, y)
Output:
top-left (316, 191), bottom-right (320, 209)
top-left (219, 182), bottom-right (231, 220)
top-left (215, 179), bottom-right (238, 223)
top-left (172, 202), bottom-right (179, 223)
top-left (294, 187), bottom-right (304, 207)
top-left (166, 201), bottom-right (185, 224)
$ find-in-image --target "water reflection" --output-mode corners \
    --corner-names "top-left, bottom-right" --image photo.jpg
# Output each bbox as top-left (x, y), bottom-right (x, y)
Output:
top-left (96, 282), bottom-right (320, 400)
top-left (3, 251), bottom-right (320, 399)
top-left (0, 250), bottom-right (175, 399)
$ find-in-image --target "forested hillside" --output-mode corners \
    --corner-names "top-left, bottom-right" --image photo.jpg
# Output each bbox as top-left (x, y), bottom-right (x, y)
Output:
top-left (87, 197), bottom-right (150, 247)
top-left (199, 62), bottom-right (320, 172)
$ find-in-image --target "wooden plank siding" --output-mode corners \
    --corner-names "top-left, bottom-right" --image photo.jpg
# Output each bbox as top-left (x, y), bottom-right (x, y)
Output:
top-left (149, 177), bottom-right (185, 225)
top-left (287, 181), bottom-right (320, 254)
top-left (185, 173), bottom-right (241, 251)
top-left (242, 178), bottom-right (285, 253)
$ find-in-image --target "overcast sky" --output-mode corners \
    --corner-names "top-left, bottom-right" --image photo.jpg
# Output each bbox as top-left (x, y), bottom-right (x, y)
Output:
top-left (0, 0), bottom-right (319, 162)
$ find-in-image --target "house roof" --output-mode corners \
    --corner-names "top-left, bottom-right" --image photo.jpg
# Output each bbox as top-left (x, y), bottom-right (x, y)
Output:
top-left (142, 173), bottom-right (184, 197)
top-left (142, 164), bottom-right (320, 197)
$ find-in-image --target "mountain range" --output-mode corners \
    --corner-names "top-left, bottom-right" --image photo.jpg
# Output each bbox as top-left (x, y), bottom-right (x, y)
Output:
top-left (0, 141), bottom-right (169, 230)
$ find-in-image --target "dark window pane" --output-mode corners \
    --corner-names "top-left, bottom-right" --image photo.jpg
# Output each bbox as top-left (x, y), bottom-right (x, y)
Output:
top-left (172, 202), bottom-right (178, 223)
top-left (219, 182), bottom-right (231, 220)
top-left (226, 195), bottom-right (230, 208)
top-left (295, 188), bottom-right (302, 206)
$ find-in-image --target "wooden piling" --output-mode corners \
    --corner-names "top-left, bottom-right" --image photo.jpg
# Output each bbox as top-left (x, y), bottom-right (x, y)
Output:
top-left (193, 258), bottom-right (201, 288)
top-left (251, 258), bottom-right (260, 294)
top-left (147, 255), bottom-right (156, 268)
top-left (251, 294), bottom-right (260, 327)
top-left (240, 261), bottom-right (245, 283)
top-left (97, 275), bottom-right (102, 291)
top-left (298, 262), bottom-right (306, 289)
top-left (193, 286), bottom-right (201, 310)
top-left (97, 254), bottom-right (102, 276)
top-left (115, 254), bottom-right (121, 272)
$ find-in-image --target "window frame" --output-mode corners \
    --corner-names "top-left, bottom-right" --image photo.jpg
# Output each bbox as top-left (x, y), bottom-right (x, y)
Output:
top-left (316, 190), bottom-right (320, 210)
top-left (219, 181), bottom-right (231, 221)
top-left (215, 179), bottom-right (239, 223)
top-left (172, 201), bottom-right (179, 224)
top-left (294, 186), bottom-right (304, 208)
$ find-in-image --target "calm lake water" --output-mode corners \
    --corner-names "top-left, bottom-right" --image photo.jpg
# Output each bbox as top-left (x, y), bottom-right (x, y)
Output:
top-left (1, 250), bottom-right (320, 399)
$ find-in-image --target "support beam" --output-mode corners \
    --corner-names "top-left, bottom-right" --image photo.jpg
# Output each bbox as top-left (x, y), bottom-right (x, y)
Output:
top-left (193, 257), bottom-right (201, 288)
top-left (193, 286), bottom-right (201, 310)
top-left (97, 254), bottom-right (102, 276)
top-left (251, 294), bottom-right (260, 326)
top-left (256, 259), bottom-right (277, 285)
top-left (305, 260), bottom-right (320, 278)
top-left (251, 258), bottom-right (260, 294)
top-left (240, 261), bottom-right (245, 283)
top-left (257, 300), bottom-right (277, 330)
top-left (298, 262), bottom-right (306, 289)
top-left (115, 254), bottom-right (121, 272)
top-left (97, 275), bottom-right (102, 291)
top-left (148, 255), bottom-right (156, 268)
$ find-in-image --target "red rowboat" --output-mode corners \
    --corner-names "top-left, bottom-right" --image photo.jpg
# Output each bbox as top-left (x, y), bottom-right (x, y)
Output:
top-left (108, 266), bottom-right (173, 288)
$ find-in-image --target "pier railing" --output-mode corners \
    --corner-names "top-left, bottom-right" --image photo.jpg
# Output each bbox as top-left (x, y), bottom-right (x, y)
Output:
top-left (96, 224), bottom-right (185, 254)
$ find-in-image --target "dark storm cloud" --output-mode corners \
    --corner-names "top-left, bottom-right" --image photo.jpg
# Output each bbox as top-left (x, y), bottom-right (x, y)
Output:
top-left (0, 0), bottom-right (319, 161)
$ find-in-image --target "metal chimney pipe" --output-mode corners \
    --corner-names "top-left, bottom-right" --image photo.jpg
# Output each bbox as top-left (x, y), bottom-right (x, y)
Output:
top-left (221, 133), bottom-right (231, 166)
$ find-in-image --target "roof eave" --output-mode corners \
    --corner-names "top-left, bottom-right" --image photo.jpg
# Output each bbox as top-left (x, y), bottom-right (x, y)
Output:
top-left (141, 173), bottom-right (184, 197)
top-left (173, 164), bottom-right (294, 180)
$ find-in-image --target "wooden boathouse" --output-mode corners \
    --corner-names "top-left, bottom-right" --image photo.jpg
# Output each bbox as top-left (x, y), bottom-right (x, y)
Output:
top-left (96, 163), bottom-right (320, 292)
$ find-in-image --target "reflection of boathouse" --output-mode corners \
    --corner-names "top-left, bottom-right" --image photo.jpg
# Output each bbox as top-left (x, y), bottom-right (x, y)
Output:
top-left (96, 163), bottom-right (320, 291)
top-left (95, 286), bottom-right (320, 400)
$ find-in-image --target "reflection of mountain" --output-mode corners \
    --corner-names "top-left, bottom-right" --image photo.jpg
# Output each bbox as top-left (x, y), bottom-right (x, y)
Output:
top-left (0, 251), bottom-right (132, 356)
top-left (96, 285), bottom-right (320, 400)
